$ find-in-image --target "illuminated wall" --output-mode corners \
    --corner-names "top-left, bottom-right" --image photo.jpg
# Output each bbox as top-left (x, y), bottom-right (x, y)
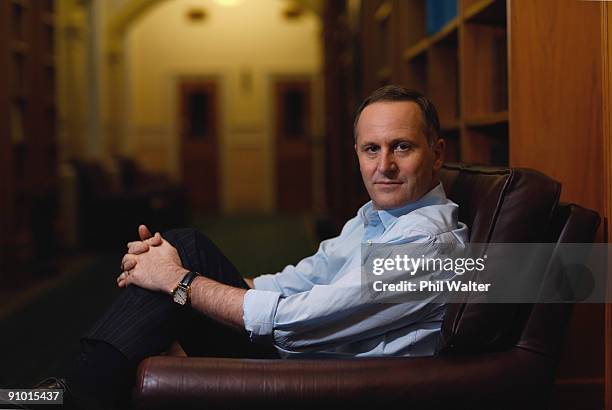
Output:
top-left (125, 0), bottom-right (323, 212)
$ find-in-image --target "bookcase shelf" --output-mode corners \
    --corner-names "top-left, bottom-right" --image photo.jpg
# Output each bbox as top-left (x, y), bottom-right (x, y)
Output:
top-left (10, 0), bottom-right (29, 8)
top-left (1, 0), bottom-right (58, 284)
top-left (441, 118), bottom-right (461, 132)
top-left (403, 37), bottom-right (429, 62)
top-left (463, 0), bottom-right (506, 26)
top-left (402, 18), bottom-right (458, 62)
top-left (11, 41), bottom-right (29, 55)
top-left (430, 17), bottom-right (459, 46)
top-left (464, 110), bottom-right (508, 127)
top-left (41, 12), bottom-right (54, 26)
top-left (462, 21), bottom-right (507, 117)
top-left (375, 0), bottom-right (392, 23)
top-left (376, 65), bottom-right (391, 82)
top-left (363, 0), bottom-right (509, 165)
top-left (441, 128), bottom-right (461, 163)
top-left (462, 121), bottom-right (508, 166)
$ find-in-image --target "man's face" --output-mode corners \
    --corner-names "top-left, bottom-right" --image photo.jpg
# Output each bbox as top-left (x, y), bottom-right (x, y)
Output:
top-left (354, 101), bottom-right (444, 210)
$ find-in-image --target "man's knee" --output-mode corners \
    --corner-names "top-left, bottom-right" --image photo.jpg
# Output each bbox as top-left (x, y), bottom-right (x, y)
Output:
top-left (162, 228), bottom-right (194, 243)
top-left (162, 228), bottom-right (210, 247)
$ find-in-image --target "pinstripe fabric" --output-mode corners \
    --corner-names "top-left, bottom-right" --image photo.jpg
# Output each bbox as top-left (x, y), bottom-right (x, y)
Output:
top-left (84, 228), bottom-right (278, 362)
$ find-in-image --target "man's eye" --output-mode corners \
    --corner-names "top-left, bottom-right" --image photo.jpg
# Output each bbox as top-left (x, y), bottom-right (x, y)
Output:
top-left (365, 146), bottom-right (379, 153)
top-left (395, 143), bottom-right (413, 152)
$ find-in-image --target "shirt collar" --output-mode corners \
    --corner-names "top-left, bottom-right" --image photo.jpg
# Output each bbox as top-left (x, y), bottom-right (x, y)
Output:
top-left (358, 182), bottom-right (447, 229)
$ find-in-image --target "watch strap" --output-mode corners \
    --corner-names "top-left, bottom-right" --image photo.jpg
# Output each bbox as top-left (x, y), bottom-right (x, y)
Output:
top-left (179, 271), bottom-right (200, 288)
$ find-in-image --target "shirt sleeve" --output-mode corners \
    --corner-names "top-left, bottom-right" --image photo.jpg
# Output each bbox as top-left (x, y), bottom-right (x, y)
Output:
top-left (244, 268), bottom-right (444, 350)
top-left (253, 215), bottom-right (361, 296)
top-left (243, 232), bottom-right (452, 350)
top-left (243, 238), bottom-right (337, 343)
top-left (251, 242), bottom-right (330, 295)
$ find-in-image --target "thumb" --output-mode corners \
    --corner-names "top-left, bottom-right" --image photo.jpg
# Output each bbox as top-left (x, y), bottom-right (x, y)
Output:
top-left (139, 224), bottom-right (153, 240)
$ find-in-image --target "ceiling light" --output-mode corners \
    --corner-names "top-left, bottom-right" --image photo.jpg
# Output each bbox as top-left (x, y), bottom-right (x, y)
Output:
top-left (214, 0), bottom-right (245, 7)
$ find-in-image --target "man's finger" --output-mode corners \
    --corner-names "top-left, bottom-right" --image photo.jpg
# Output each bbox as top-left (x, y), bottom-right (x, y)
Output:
top-left (118, 276), bottom-right (129, 288)
top-left (123, 259), bottom-right (137, 271)
top-left (117, 272), bottom-right (128, 287)
top-left (128, 241), bottom-right (149, 255)
top-left (139, 225), bottom-right (153, 241)
top-left (121, 254), bottom-right (137, 270)
top-left (146, 232), bottom-right (162, 247)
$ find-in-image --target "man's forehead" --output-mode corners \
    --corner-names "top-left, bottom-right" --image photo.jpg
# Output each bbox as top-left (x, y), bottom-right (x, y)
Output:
top-left (357, 101), bottom-right (425, 138)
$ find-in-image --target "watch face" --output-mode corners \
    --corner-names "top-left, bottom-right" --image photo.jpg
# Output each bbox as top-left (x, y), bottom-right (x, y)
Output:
top-left (173, 288), bottom-right (188, 305)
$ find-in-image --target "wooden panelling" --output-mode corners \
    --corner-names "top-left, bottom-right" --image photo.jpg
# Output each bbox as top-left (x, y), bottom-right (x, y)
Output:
top-left (509, 0), bottom-right (603, 212)
top-left (602, 2), bottom-right (612, 409)
top-left (509, 0), bottom-right (605, 406)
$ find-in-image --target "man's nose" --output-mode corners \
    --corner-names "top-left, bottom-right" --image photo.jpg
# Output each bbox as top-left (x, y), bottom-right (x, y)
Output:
top-left (377, 151), bottom-right (397, 174)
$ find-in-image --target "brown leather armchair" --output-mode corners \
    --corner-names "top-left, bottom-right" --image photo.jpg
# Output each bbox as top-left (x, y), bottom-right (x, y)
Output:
top-left (132, 164), bottom-right (600, 410)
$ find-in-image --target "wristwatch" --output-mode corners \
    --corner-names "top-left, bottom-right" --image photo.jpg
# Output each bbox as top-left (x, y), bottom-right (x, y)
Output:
top-left (171, 271), bottom-right (200, 306)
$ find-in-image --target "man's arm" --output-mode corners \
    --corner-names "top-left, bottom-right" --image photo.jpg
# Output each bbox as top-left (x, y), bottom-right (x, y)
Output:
top-left (125, 225), bottom-right (330, 297)
top-left (118, 230), bottom-right (445, 354)
top-left (118, 230), bottom-right (249, 332)
top-left (189, 276), bottom-right (247, 331)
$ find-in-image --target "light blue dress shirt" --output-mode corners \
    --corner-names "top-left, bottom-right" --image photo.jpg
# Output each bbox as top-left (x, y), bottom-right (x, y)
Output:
top-left (243, 182), bottom-right (469, 358)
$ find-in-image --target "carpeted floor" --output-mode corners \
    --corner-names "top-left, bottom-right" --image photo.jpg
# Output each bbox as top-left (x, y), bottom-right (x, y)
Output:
top-left (0, 214), bottom-right (318, 389)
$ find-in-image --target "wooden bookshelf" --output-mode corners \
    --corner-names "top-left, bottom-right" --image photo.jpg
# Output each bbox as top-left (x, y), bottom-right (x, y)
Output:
top-left (464, 110), bottom-right (508, 127)
top-left (403, 37), bottom-right (429, 62)
top-left (362, 0), bottom-right (508, 165)
top-left (430, 17), bottom-right (460, 47)
top-left (0, 0), bottom-right (58, 287)
top-left (463, 0), bottom-right (506, 25)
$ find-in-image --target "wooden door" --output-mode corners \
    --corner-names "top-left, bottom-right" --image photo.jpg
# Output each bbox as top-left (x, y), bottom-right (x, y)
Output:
top-left (179, 80), bottom-right (220, 213)
top-left (274, 79), bottom-right (313, 212)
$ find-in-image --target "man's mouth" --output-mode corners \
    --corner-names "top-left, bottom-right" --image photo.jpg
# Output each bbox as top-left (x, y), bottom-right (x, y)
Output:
top-left (374, 181), bottom-right (402, 185)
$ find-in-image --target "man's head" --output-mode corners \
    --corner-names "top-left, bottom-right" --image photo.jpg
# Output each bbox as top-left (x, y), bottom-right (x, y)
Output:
top-left (354, 85), bottom-right (445, 210)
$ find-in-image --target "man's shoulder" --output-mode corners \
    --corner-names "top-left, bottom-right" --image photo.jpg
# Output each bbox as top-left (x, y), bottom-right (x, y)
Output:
top-left (394, 201), bottom-right (467, 241)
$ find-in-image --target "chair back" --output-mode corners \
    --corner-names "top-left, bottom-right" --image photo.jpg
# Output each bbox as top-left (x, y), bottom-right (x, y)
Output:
top-left (438, 164), bottom-right (598, 355)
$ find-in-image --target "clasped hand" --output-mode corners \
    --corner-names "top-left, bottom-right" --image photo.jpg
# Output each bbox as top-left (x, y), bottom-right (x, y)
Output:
top-left (117, 225), bottom-right (188, 294)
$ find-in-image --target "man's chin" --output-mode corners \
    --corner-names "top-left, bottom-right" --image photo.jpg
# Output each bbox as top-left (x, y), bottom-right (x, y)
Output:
top-left (371, 196), bottom-right (411, 210)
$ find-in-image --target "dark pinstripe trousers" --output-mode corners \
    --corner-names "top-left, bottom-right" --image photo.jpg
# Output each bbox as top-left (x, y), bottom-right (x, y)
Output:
top-left (84, 228), bottom-right (279, 363)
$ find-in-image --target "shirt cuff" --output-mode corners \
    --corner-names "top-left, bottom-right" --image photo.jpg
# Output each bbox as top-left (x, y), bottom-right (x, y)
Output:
top-left (252, 274), bottom-right (281, 292)
top-left (242, 289), bottom-right (282, 343)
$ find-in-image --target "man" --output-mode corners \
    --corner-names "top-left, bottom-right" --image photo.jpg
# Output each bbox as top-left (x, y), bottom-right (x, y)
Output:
top-left (38, 85), bottom-right (468, 409)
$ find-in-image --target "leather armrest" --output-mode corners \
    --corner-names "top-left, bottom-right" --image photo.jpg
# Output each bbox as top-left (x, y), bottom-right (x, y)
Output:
top-left (133, 348), bottom-right (553, 410)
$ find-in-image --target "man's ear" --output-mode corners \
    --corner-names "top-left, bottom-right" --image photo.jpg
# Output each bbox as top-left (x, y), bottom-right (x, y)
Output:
top-left (433, 138), bottom-right (445, 171)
